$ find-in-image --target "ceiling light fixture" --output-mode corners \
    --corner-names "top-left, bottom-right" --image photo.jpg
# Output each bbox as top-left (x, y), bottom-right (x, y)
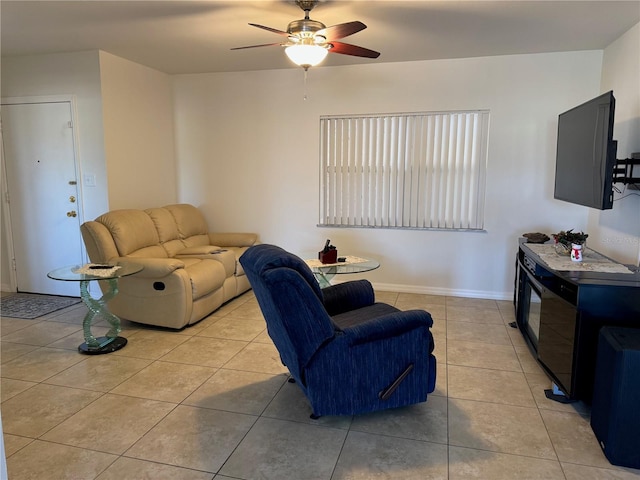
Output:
top-left (284, 43), bottom-right (329, 70)
top-left (232, 0), bottom-right (379, 72)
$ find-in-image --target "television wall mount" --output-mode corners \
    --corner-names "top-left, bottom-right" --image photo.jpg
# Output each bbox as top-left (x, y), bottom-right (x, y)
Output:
top-left (613, 152), bottom-right (640, 185)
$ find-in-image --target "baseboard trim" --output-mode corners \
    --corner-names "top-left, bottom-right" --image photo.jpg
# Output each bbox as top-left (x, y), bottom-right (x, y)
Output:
top-left (369, 282), bottom-right (512, 301)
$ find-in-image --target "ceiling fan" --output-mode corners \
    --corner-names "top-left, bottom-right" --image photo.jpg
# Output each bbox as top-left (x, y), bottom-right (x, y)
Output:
top-left (231, 0), bottom-right (380, 70)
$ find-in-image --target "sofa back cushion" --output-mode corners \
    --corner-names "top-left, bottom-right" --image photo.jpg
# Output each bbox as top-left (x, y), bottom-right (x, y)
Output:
top-left (96, 209), bottom-right (166, 258)
top-left (145, 207), bottom-right (184, 257)
top-left (92, 204), bottom-right (217, 260)
top-left (80, 221), bottom-right (119, 263)
top-left (165, 204), bottom-right (208, 238)
top-left (146, 207), bottom-right (180, 243)
top-left (163, 204), bottom-right (211, 253)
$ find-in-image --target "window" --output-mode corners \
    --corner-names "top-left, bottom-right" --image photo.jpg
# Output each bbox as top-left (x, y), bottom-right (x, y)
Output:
top-left (319, 110), bottom-right (490, 230)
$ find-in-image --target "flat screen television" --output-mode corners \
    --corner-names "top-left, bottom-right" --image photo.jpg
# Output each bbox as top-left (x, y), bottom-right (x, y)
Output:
top-left (554, 91), bottom-right (617, 210)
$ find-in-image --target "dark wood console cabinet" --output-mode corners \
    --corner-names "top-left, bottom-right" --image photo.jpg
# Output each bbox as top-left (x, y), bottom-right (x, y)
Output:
top-left (515, 239), bottom-right (640, 403)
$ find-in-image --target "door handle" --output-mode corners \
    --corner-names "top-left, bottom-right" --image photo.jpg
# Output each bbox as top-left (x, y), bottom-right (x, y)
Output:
top-left (67, 210), bottom-right (77, 218)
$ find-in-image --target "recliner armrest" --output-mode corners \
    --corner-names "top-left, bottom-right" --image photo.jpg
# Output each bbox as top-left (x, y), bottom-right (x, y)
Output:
top-left (208, 232), bottom-right (258, 247)
top-left (175, 245), bottom-right (224, 256)
top-left (342, 309), bottom-right (433, 346)
top-left (322, 279), bottom-right (375, 316)
top-left (112, 257), bottom-right (185, 278)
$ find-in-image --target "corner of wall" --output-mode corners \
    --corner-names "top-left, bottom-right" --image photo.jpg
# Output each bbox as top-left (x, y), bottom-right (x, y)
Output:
top-left (589, 22), bottom-right (640, 266)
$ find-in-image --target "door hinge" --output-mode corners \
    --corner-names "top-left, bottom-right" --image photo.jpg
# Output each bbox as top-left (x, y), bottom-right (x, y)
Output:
top-left (67, 121), bottom-right (73, 128)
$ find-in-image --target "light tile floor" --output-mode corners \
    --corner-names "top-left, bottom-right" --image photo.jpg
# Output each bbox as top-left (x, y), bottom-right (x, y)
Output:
top-left (2, 290), bottom-right (640, 480)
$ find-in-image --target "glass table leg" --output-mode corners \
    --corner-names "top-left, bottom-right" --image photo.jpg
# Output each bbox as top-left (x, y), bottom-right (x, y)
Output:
top-left (315, 272), bottom-right (332, 288)
top-left (314, 267), bottom-right (337, 288)
top-left (78, 279), bottom-right (127, 354)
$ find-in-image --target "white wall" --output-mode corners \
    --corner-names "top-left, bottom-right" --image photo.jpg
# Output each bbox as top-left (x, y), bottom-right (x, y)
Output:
top-left (99, 51), bottom-right (177, 209)
top-left (1, 51), bottom-right (109, 221)
top-left (1, 51), bottom-right (108, 289)
top-left (2, 39), bottom-right (631, 298)
top-left (588, 23), bottom-right (640, 266)
top-left (173, 50), bottom-right (603, 299)
top-left (0, 50), bottom-right (178, 290)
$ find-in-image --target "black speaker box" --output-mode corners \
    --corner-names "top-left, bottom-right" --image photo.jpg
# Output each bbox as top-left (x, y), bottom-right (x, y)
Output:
top-left (590, 326), bottom-right (640, 469)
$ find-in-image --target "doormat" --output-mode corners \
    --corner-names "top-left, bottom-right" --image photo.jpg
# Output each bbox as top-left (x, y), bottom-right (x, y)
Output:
top-left (0, 293), bottom-right (82, 319)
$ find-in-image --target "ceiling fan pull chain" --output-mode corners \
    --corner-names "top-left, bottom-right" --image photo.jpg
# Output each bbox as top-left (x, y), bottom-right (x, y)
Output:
top-left (303, 68), bottom-right (309, 101)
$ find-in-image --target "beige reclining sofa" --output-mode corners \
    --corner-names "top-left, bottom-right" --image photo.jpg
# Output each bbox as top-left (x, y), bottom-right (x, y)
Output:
top-left (80, 203), bottom-right (257, 329)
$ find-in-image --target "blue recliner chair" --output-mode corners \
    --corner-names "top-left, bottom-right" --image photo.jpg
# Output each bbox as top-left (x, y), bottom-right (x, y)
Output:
top-left (239, 244), bottom-right (437, 418)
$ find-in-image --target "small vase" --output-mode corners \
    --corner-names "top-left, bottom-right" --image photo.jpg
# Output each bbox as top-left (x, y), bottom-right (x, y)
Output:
top-left (554, 241), bottom-right (571, 256)
top-left (570, 243), bottom-right (583, 262)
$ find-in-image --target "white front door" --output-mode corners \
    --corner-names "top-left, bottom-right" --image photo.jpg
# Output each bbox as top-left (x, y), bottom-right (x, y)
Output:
top-left (2, 100), bottom-right (83, 296)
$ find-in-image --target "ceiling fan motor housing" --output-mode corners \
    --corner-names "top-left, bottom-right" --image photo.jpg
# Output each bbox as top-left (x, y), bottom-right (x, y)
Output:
top-left (287, 19), bottom-right (326, 38)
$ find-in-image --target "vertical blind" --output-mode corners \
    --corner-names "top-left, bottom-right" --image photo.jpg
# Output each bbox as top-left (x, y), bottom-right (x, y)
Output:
top-left (319, 110), bottom-right (490, 230)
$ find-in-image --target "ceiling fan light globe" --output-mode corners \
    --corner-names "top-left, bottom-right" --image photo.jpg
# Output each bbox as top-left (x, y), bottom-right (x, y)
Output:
top-left (285, 44), bottom-right (329, 68)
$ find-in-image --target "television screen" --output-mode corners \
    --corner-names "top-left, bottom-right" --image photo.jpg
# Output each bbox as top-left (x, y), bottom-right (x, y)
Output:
top-left (554, 91), bottom-right (616, 210)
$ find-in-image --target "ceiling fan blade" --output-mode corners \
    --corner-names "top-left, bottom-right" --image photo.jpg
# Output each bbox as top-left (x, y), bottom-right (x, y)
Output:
top-left (230, 43), bottom-right (283, 51)
top-left (248, 23), bottom-right (290, 37)
top-left (329, 41), bottom-right (380, 59)
top-left (316, 21), bottom-right (366, 41)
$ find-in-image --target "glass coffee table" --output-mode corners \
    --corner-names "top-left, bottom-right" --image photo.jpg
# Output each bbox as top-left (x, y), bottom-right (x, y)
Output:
top-left (47, 262), bottom-right (143, 354)
top-left (304, 255), bottom-right (380, 288)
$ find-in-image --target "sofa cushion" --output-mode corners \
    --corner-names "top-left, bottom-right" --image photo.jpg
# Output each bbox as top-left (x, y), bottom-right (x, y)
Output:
top-left (96, 209), bottom-right (161, 257)
top-left (146, 207), bottom-right (180, 243)
top-left (164, 235), bottom-right (217, 258)
top-left (80, 221), bottom-right (119, 263)
top-left (183, 258), bottom-right (226, 300)
top-left (126, 245), bottom-right (169, 258)
top-left (162, 239), bottom-right (188, 258)
top-left (165, 204), bottom-right (208, 238)
top-left (175, 249), bottom-right (236, 277)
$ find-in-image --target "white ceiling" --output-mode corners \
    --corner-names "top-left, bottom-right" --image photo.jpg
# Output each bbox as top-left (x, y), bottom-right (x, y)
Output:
top-left (2, 1), bottom-right (639, 74)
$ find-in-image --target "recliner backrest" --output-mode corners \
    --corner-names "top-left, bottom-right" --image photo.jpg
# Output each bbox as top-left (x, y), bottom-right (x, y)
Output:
top-left (146, 204), bottom-right (212, 257)
top-left (94, 209), bottom-right (167, 258)
top-left (165, 204), bottom-right (210, 247)
top-left (240, 244), bottom-right (335, 382)
top-left (145, 206), bottom-right (182, 257)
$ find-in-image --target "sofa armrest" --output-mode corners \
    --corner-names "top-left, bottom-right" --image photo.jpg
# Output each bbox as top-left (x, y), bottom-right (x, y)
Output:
top-left (341, 309), bottom-right (433, 346)
top-left (113, 257), bottom-right (185, 278)
top-left (208, 233), bottom-right (258, 247)
top-left (322, 280), bottom-right (375, 316)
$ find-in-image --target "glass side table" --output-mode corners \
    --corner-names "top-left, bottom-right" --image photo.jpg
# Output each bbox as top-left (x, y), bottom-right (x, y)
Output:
top-left (47, 262), bottom-right (143, 354)
top-left (304, 255), bottom-right (380, 288)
